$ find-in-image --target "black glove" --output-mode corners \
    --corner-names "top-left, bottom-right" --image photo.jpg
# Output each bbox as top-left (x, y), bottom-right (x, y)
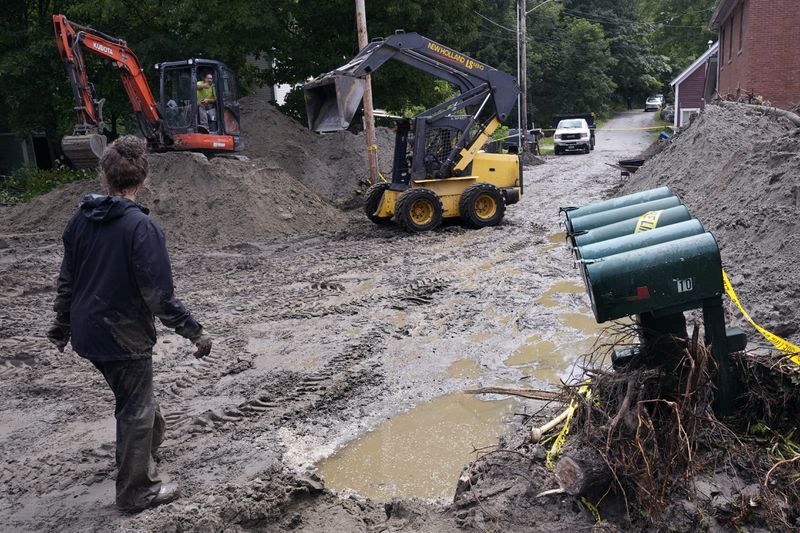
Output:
top-left (47, 322), bottom-right (71, 352)
top-left (190, 333), bottom-right (212, 359)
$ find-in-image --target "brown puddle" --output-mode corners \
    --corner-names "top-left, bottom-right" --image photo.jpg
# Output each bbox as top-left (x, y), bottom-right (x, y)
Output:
top-left (447, 359), bottom-right (481, 379)
top-left (535, 280), bottom-right (585, 308)
top-left (316, 393), bottom-right (518, 500)
top-left (541, 231), bottom-right (568, 251)
top-left (505, 335), bottom-right (596, 384)
top-left (560, 312), bottom-right (605, 335)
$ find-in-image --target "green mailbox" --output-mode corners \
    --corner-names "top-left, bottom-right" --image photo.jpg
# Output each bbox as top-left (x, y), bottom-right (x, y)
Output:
top-left (566, 196), bottom-right (682, 235)
top-left (583, 233), bottom-right (723, 322)
top-left (577, 219), bottom-right (705, 260)
top-left (573, 205), bottom-right (692, 248)
top-left (561, 186), bottom-right (673, 219)
top-left (559, 186), bottom-right (742, 415)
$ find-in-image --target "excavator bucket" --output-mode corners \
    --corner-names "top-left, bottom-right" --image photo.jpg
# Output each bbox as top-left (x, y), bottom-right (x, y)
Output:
top-left (61, 133), bottom-right (107, 169)
top-left (304, 75), bottom-right (365, 133)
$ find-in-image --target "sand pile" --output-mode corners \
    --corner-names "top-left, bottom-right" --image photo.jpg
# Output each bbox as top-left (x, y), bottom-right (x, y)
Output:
top-left (239, 97), bottom-right (395, 209)
top-left (622, 103), bottom-right (800, 340)
top-left (0, 152), bottom-right (348, 246)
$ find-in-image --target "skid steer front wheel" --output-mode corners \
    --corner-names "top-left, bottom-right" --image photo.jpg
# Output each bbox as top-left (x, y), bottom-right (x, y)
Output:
top-left (396, 188), bottom-right (443, 233)
top-left (459, 183), bottom-right (506, 228)
top-left (364, 182), bottom-right (393, 225)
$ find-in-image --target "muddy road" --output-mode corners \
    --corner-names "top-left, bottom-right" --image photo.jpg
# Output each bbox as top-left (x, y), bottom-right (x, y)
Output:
top-left (0, 111), bottom-right (655, 531)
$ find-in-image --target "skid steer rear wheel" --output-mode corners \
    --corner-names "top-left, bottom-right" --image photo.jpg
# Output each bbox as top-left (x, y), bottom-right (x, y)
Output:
top-left (364, 182), bottom-right (393, 225)
top-left (396, 188), bottom-right (443, 233)
top-left (459, 183), bottom-right (506, 228)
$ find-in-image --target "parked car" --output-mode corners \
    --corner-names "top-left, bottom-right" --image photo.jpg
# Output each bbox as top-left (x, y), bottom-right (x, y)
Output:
top-left (502, 128), bottom-right (534, 153)
top-left (551, 112), bottom-right (596, 150)
top-left (654, 94), bottom-right (666, 107)
top-left (553, 118), bottom-right (591, 155)
top-left (644, 96), bottom-right (661, 112)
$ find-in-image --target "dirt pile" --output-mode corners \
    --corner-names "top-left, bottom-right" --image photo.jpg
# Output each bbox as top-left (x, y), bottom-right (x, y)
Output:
top-left (622, 102), bottom-right (800, 341)
top-left (240, 97), bottom-right (395, 209)
top-left (0, 152), bottom-right (348, 246)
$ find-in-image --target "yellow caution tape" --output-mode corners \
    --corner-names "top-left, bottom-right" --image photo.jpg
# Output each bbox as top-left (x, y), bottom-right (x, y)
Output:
top-left (541, 126), bottom-right (667, 132)
top-left (634, 210), bottom-right (663, 233)
top-left (722, 270), bottom-right (800, 365)
top-left (580, 496), bottom-right (602, 522)
top-left (600, 126), bottom-right (669, 131)
top-left (546, 383), bottom-right (591, 469)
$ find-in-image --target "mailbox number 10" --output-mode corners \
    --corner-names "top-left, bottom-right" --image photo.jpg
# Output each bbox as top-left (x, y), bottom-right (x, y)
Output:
top-left (675, 277), bottom-right (694, 293)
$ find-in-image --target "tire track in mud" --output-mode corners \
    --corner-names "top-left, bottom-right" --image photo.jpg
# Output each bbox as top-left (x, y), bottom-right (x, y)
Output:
top-left (165, 323), bottom-right (390, 433)
top-left (260, 276), bottom-right (449, 320)
top-left (0, 443), bottom-right (116, 507)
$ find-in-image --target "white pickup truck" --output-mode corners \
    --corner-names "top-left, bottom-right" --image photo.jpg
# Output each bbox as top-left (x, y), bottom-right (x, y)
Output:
top-left (553, 118), bottom-right (592, 155)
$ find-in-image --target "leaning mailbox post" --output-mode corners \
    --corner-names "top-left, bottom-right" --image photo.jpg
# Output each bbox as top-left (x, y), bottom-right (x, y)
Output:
top-left (561, 187), bottom-right (745, 415)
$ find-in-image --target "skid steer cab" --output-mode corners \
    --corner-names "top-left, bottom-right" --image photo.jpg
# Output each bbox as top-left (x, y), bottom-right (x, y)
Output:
top-left (155, 59), bottom-right (243, 152)
top-left (304, 32), bottom-right (522, 233)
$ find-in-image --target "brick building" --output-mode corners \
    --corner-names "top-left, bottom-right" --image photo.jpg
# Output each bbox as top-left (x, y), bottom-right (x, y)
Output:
top-left (710, 0), bottom-right (800, 110)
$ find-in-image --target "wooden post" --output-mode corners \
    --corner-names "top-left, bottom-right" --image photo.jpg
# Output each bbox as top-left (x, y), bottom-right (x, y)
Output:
top-left (355, 0), bottom-right (379, 184)
top-left (554, 446), bottom-right (611, 496)
top-left (519, 0), bottom-right (528, 151)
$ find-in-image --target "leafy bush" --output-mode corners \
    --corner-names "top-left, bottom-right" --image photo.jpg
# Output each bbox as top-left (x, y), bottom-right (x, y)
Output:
top-left (0, 163), bottom-right (94, 205)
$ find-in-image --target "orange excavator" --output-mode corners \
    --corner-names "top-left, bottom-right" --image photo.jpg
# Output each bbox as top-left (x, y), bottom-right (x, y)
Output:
top-left (53, 14), bottom-right (242, 168)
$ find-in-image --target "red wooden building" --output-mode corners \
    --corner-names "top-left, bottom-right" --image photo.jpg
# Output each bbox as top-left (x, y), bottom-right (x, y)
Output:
top-left (670, 42), bottom-right (719, 128)
top-left (710, 0), bottom-right (800, 110)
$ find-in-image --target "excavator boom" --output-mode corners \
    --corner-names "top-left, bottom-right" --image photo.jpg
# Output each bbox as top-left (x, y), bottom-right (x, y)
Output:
top-left (53, 15), bottom-right (163, 168)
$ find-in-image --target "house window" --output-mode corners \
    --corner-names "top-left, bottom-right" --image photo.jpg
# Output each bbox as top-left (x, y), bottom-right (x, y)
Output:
top-left (680, 108), bottom-right (700, 127)
top-left (738, 2), bottom-right (744, 52)
top-left (728, 18), bottom-right (734, 60)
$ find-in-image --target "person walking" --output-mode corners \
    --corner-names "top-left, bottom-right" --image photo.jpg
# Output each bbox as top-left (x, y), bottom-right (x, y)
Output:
top-left (47, 135), bottom-right (212, 512)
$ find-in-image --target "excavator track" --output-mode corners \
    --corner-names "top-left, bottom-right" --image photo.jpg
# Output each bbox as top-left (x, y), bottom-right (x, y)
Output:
top-left (61, 134), bottom-right (107, 169)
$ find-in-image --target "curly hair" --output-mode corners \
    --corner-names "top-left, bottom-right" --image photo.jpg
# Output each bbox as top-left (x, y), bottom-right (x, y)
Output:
top-left (99, 135), bottom-right (149, 194)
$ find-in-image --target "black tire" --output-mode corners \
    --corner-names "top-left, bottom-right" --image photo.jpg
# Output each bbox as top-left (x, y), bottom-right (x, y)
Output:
top-left (364, 182), bottom-right (393, 225)
top-left (395, 188), bottom-right (443, 233)
top-left (584, 144), bottom-right (591, 154)
top-left (554, 145), bottom-right (561, 155)
top-left (459, 183), bottom-right (506, 228)
top-left (590, 137), bottom-right (595, 150)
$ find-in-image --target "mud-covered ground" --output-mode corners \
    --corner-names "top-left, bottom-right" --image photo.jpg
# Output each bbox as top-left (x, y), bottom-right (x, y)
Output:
top-left (0, 112), bottom-right (655, 532)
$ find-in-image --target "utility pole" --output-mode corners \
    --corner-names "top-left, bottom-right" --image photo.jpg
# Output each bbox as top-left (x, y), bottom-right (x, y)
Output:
top-left (519, 0), bottom-right (528, 148)
top-left (355, 0), bottom-right (379, 184)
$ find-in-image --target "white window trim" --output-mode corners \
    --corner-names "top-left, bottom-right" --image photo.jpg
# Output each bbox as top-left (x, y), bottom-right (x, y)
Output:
top-left (680, 108), bottom-right (700, 128)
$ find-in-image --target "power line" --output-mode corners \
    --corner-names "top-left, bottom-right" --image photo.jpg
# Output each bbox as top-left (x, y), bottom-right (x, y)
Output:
top-left (473, 10), bottom-right (515, 33)
top-left (561, 8), bottom-right (707, 29)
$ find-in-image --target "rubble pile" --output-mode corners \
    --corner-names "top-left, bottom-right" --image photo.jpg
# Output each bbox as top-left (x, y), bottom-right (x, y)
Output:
top-left (239, 96), bottom-right (396, 209)
top-left (0, 97), bottom-right (406, 245)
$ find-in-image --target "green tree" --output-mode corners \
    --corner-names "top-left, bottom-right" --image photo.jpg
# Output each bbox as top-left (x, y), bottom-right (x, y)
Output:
top-left (275, 0), bottom-right (482, 120)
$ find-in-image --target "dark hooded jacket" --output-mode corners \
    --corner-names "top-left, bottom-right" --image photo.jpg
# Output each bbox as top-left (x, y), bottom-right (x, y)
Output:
top-left (54, 195), bottom-right (202, 361)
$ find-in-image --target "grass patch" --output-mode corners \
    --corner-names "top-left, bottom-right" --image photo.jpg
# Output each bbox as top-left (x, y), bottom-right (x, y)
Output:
top-left (0, 163), bottom-right (94, 205)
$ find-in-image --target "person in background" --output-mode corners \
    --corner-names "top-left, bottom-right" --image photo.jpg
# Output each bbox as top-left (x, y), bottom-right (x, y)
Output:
top-left (196, 72), bottom-right (217, 133)
top-left (47, 135), bottom-right (213, 512)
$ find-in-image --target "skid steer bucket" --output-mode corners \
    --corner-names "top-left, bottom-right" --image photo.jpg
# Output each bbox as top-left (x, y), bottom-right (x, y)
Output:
top-left (61, 133), bottom-right (107, 169)
top-left (304, 75), bottom-right (365, 133)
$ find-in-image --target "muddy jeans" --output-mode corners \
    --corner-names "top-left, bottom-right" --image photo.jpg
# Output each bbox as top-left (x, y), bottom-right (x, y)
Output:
top-left (91, 358), bottom-right (166, 511)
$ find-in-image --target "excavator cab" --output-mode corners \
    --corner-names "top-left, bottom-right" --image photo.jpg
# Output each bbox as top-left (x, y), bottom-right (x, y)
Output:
top-left (156, 59), bottom-right (242, 151)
